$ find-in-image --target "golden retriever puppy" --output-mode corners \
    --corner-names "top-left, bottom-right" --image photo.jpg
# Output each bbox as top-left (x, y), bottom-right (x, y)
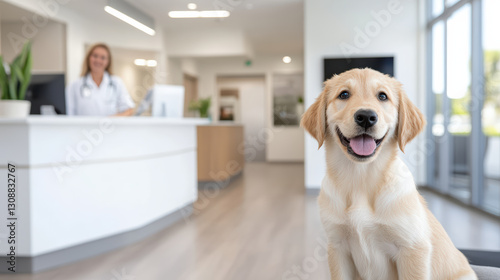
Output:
top-left (301, 68), bottom-right (476, 280)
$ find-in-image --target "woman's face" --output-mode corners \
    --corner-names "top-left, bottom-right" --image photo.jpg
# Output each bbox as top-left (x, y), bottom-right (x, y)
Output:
top-left (89, 47), bottom-right (109, 74)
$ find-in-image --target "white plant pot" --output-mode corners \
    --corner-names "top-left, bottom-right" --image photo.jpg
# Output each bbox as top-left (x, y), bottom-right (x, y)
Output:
top-left (0, 100), bottom-right (31, 118)
top-left (296, 103), bottom-right (305, 117)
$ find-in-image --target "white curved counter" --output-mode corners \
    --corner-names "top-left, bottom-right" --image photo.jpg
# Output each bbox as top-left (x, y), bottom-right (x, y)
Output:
top-left (0, 116), bottom-right (209, 272)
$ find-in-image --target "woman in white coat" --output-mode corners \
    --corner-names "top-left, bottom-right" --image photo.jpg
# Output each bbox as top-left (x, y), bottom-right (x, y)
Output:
top-left (66, 43), bottom-right (135, 116)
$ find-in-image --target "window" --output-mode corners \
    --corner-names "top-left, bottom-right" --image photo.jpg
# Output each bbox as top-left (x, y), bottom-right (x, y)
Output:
top-left (427, 0), bottom-right (499, 216)
top-left (273, 73), bottom-right (304, 126)
top-left (482, 0), bottom-right (500, 215)
top-left (432, 0), bottom-right (444, 18)
top-left (432, 21), bottom-right (445, 189)
top-left (446, 0), bottom-right (460, 7)
top-left (447, 3), bottom-right (472, 202)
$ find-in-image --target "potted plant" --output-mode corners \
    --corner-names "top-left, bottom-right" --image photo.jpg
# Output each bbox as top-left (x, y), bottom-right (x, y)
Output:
top-left (188, 97), bottom-right (211, 118)
top-left (0, 41), bottom-right (33, 118)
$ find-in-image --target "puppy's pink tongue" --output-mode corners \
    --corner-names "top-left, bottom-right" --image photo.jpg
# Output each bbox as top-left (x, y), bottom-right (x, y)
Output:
top-left (349, 135), bottom-right (376, 156)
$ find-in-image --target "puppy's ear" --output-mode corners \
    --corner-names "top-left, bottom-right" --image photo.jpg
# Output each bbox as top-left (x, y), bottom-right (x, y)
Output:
top-left (397, 86), bottom-right (426, 153)
top-left (301, 85), bottom-right (328, 149)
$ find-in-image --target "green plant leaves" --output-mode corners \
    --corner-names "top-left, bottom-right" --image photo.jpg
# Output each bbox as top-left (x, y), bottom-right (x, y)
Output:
top-left (0, 41), bottom-right (32, 100)
top-left (11, 64), bottom-right (24, 83)
top-left (188, 97), bottom-right (211, 118)
top-left (19, 50), bottom-right (32, 101)
top-left (19, 41), bottom-right (30, 67)
top-left (8, 66), bottom-right (18, 100)
top-left (0, 56), bottom-right (8, 100)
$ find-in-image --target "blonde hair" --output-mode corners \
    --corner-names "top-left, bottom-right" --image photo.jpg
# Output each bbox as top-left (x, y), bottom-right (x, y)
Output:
top-left (81, 43), bottom-right (113, 76)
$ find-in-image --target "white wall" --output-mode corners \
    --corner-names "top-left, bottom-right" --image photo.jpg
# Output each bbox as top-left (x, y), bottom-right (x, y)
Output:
top-left (304, 0), bottom-right (424, 189)
top-left (166, 57), bottom-right (200, 86)
top-left (267, 127), bottom-right (305, 161)
top-left (197, 54), bottom-right (305, 162)
top-left (1, 20), bottom-right (66, 72)
top-left (181, 58), bottom-right (199, 77)
top-left (165, 27), bottom-right (253, 58)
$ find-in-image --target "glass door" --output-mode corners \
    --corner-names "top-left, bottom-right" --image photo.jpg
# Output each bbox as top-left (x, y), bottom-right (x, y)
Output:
top-left (431, 20), bottom-right (447, 192)
top-left (429, 3), bottom-right (473, 202)
top-left (482, 0), bottom-right (500, 215)
top-left (446, 3), bottom-right (472, 202)
top-left (428, 0), bottom-right (500, 217)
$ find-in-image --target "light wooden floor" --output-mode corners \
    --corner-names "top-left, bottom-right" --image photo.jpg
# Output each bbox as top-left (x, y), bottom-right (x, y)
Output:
top-left (6, 163), bottom-right (500, 280)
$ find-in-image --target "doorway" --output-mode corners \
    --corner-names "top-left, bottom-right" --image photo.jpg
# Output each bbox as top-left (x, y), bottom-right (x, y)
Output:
top-left (216, 76), bottom-right (267, 162)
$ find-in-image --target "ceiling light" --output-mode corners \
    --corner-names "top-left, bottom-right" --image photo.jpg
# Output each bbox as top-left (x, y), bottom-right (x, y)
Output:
top-left (105, 0), bottom-right (156, 36)
top-left (168, 11), bottom-right (199, 18)
top-left (200, 11), bottom-right (230, 18)
top-left (283, 56), bottom-right (292, 64)
top-left (168, 10), bottom-right (230, 18)
top-left (146, 60), bottom-right (157, 67)
top-left (134, 59), bottom-right (147, 66)
top-left (135, 59), bottom-right (157, 67)
top-left (187, 3), bottom-right (197, 10)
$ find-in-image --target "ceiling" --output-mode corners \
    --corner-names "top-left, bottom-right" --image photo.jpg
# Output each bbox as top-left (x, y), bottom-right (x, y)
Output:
top-left (61, 0), bottom-right (304, 55)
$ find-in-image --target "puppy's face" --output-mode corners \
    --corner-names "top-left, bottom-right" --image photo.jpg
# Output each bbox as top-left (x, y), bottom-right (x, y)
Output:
top-left (301, 68), bottom-right (425, 163)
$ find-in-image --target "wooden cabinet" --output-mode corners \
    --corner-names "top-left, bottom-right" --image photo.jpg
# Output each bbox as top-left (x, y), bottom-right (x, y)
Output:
top-left (197, 125), bottom-right (245, 182)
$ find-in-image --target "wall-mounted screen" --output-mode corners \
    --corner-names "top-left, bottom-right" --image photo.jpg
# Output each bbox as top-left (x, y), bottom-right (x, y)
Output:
top-left (323, 57), bottom-right (394, 81)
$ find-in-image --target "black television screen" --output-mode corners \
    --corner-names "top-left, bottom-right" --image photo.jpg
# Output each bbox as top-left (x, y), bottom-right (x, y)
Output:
top-left (323, 57), bottom-right (394, 81)
top-left (25, 73), bottom-right (66, 114)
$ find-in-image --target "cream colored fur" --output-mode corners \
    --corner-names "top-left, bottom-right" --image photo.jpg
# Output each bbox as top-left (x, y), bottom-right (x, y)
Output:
top-left (301, 69), bottom-right (477, 280)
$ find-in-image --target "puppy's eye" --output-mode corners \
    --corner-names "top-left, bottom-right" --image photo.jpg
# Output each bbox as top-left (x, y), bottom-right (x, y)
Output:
top-left (338, 91), bottom-right (350, 100)
top-left (378, 92), bottom-right (388, 101)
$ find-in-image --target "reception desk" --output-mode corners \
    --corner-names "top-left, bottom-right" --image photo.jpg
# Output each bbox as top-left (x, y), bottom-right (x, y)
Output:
top-left (0, 116), bottom-right (208, 272)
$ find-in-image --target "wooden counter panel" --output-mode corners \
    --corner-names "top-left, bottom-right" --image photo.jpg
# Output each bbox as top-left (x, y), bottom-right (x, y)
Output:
top-left (197, 125), bottom-right (244, 182)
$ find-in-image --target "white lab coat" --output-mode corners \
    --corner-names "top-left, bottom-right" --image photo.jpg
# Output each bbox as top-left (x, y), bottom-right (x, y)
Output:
top-left (66, 72), bottom-right (134, 116)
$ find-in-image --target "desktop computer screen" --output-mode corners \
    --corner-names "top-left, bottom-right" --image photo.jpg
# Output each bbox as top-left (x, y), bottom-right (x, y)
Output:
top-left (25, 73), bottom-right (66, 114)
top-left (151, 84), bottom-right (184, 118)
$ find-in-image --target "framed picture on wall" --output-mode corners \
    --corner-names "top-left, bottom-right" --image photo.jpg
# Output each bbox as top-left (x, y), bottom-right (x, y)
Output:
top-left (220, 106), bottom-right (234, 121)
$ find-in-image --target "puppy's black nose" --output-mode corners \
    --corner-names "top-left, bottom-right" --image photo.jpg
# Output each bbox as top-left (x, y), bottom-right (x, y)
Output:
top-left (354, 109), bottom-right (378, 129)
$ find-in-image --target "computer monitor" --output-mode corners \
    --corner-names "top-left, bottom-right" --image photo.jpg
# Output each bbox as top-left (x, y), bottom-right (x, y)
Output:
top-left (25, 73), bottom-right (66, 114)
top-left (323, 57), bottom-right (394, 81)
top-left (151, 84), bottom-right (184, 118)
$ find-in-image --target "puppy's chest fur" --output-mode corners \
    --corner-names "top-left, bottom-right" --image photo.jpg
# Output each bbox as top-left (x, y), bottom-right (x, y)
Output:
top-left (319, 174), bottom-right (426, 280)
top-left (324, 194), bottom-right (399, 256)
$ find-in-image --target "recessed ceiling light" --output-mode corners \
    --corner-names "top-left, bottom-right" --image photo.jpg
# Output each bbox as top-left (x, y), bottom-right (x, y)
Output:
top-left (146, 60), bottom-right (157, 67)
top-left (168, 10), bottom-right (230, 18)
top-left (134, 59), bottom-right (146, 66)
top-left (187, 3), bottom-right (197, 10)
top-left (134, 59), bottom-right (157, 67)
top-left (283, 56), bottom-right (292, 64)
